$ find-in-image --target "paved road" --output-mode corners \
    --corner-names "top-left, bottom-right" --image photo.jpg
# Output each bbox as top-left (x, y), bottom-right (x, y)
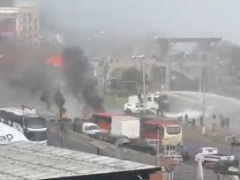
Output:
top-left (47, 123), bottom-right (232, 180)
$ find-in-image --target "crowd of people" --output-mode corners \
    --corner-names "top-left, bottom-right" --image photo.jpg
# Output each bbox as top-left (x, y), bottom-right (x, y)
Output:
top-left (177, 113), bottom-right (231, 132)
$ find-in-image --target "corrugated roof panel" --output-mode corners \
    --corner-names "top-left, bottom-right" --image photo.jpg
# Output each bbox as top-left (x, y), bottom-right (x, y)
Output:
top-left (0, 142), bottom-right (158, 179)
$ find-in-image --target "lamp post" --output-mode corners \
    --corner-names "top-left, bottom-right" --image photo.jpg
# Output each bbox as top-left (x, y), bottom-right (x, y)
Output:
top-left (103, 60), bottom-right (108, 98)
top-left (132, 55), bottom-right (147, 113)
top-left (56, 83), bottom-right (65, 148)
top-left (157, 127), bottom-right (160, 166)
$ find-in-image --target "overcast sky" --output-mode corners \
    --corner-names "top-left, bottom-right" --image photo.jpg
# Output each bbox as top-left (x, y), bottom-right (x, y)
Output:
top-left (37, 0), bottom-right (240, 43)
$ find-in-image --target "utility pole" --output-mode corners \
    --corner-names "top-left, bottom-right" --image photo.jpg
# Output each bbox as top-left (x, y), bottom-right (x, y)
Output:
top-left (132, 55), bottom-right (146, 113)
top-left (57, 82), bottom-right (65, 148)
top-left (157, 127), bottom-right (160, 166)
top-left (164, 39), bottom-right (174, 91)
top-left (231, 136), bottom-right (240, 178)
top-left (165, 56), bottom-right (171, 91)
top-left (103, 60), bottom-right (108, 98)
top-left (142, 59), bottom-right (146, 113)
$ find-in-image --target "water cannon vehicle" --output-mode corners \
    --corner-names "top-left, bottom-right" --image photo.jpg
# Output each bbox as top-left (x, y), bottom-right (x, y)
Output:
top-left (123, 103), bottom-right (156, 116)
top-left (126, 92), bottom-right (170, 114)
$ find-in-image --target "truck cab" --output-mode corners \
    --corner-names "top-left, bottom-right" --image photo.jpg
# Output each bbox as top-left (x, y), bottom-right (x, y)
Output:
top-left (82, 122), bottom-right (100, 135)
top-left (127, 92), bottom-right (170, 113)
top-left (73, 118), bottom-right (100, 135)
top-left (123, 103), bottom-right (156, 115)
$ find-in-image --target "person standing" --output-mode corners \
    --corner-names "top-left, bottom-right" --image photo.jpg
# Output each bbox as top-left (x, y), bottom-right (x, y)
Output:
top-left (192, 118), bottom-right (196, 128)
top-left (199, 116), bottom-right (203, 127)
top-left (185, 114), bottom-right (188, 124)
top-left (212, 121), bottom-right (216, 136)
top-left (226, 118), bottom-right (230, 129)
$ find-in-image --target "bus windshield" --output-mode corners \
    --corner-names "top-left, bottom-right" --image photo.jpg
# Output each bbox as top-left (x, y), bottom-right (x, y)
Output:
top-left (166, 126), bottom-right (181, 135)
top-left (91, 115), bottom-right (111, 130)
top-left (25, 131), bottom-right (47, 141)
top-left (25, 117), bottom-right (46, 129)
top-left (143, 123), bottom-right (165, 136)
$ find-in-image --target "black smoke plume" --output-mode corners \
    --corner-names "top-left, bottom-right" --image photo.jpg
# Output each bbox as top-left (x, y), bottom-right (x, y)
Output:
top-left (61, 46), bottom-right (104, 111)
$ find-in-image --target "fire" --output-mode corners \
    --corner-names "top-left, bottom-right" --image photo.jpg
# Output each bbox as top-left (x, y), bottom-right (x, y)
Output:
top-left (47, 54), bottom-right (64, 67)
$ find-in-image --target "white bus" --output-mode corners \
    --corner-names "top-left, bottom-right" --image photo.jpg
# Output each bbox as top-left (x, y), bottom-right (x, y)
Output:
top-left (0, 106), bottom-right (47, 145)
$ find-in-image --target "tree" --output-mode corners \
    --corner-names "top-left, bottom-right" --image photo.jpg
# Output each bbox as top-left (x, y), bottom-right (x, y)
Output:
top-left (213, 41), bottom-right (240, 73)
top-left (121, 67), bottom-right (148, 91)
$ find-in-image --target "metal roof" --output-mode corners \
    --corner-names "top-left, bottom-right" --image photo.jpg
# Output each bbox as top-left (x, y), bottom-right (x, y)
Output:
top-left (0, 142), bottom-right (157, 180)
top-left (0, 107), bottom-right (38, 117)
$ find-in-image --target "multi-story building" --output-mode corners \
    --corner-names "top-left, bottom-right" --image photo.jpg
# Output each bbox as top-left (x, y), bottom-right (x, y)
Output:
top-left (0, 1), bottom-right (40, 46)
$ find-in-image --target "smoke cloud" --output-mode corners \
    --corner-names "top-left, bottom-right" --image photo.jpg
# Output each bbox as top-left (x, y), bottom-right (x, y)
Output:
top-left (61, 46), bottom-right (104, 111)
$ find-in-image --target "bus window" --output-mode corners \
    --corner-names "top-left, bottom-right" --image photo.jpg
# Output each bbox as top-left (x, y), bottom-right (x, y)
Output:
top-left (142, 123), bottom-right (164, 137)
top-left (154, 97), bottom-right (158, 103)
top-left (25, 117), bottom-right (46, 128)
top-left (25, 131), bottom-right (47, 141)
top-left (92, 115), bottom-right (111, 130)
top-left (166, 126), bottom-right (181, 135)
top-left (147, 97), bottom-right (152, 102)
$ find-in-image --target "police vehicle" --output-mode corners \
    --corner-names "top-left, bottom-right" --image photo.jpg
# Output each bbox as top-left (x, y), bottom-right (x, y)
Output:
top-left (0, 106), bottom-right (47, 145)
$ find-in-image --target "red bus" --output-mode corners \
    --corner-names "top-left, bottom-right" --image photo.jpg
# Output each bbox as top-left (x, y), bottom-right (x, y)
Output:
top-left (90, 112), bottom-right (114, 130)
top-left (140, 117), bottom-right (182, 146)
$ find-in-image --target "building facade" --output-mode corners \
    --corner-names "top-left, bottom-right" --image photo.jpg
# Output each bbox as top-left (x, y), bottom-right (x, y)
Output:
top-left (0, 1), bottom-right (39, 46)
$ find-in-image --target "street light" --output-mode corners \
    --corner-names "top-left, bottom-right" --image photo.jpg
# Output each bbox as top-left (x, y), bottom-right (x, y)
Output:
top-left (132, 55), bottom-right (147, 113)
top-left (157, 127), bottom-right (160, 166)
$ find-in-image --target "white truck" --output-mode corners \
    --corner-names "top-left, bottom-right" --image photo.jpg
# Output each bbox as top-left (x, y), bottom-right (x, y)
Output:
top-left (73, 119), bottom-right (101, 135)
top-left (195, 147), bottom-right (235, 164)
top-left (123, 103), bottom-right (156, 115)
top-left (126, 92), bottom-right (170, 113)
top-left (110, 116), bottom-right (140, 140)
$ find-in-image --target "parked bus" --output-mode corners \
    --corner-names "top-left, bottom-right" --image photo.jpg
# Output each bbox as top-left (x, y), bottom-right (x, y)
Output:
top-left (0, 106), bottom-right (47, 145)
top-left (90, 112), bottom-right (112, 130)
top-left (140, 117), bottom-right (182, 147)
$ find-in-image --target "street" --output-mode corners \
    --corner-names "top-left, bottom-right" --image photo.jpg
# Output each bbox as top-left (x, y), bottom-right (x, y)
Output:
top-left (47, 123), bottom-right (232, 180)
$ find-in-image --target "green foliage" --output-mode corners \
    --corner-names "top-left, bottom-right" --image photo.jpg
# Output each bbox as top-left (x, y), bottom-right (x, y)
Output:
top-left (121, 67), bottom-right (143, 85)
top-left (213, 41), bottom-right (240, 71)
top-left (121, 67), bottom-right (148, 92)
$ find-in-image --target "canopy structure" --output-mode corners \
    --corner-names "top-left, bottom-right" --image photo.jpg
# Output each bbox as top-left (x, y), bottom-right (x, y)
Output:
top-left (0, 142), bottom-right (160, 180)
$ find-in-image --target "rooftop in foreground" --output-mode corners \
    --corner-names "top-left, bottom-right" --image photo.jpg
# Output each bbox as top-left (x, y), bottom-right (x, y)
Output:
top-left (0, 142), bottom-right (159, 180)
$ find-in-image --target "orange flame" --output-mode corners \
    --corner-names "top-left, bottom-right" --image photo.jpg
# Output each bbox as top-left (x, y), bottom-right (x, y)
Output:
top-left (47, 54), bottom-right (64, 67)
